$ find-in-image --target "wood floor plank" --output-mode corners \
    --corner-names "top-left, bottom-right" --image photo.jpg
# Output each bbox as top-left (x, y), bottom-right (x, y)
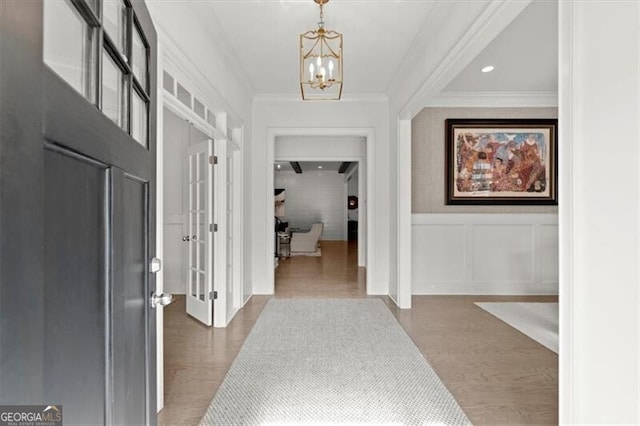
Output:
top-left (159, 241), bottom-right (557, 425)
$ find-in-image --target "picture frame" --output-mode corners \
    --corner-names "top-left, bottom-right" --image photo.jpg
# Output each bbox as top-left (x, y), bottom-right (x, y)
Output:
top-left (445, 118), bottom-right (558, 205)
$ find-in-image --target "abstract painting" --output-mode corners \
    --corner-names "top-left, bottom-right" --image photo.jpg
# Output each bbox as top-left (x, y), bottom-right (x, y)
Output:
top-left (445, 119), bottom-right (558, 205)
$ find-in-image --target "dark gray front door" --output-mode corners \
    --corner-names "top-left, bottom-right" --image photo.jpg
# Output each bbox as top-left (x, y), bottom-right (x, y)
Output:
top-left (0, 1), bottom-right (158, 424)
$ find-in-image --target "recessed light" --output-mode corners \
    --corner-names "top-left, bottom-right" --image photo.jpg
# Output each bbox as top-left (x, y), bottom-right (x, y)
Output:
top-left (482, 65), bottom-right (495, 73)
top-left (318, 165), bottom-right (323, 169)
top-left (276, 164), bottom-right (281, 169)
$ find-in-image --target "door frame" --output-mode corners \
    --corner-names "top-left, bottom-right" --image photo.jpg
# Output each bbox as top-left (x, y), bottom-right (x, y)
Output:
top-left (273, 155), bottom-right (365, 265)
top-left (265, 128), bottom-right (374, 295)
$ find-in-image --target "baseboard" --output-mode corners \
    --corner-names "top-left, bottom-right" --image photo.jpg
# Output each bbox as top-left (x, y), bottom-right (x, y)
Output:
top-left (412, 282), bottom-right (559, 296)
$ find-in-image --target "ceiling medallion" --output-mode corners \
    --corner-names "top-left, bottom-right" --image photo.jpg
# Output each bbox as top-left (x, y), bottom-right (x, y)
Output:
top-left (299, 0), bottom-right (343, 100)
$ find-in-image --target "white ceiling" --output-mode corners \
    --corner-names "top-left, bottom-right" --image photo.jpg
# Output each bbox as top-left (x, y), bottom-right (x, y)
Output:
top-left (206, 0), bottom-right (437, 95)
top-left (444, 0), bottom-right (558, 93)
top-left (154, 1), bottom-right (558, 98)
top-left (275, 161), bottom-right (346, 172)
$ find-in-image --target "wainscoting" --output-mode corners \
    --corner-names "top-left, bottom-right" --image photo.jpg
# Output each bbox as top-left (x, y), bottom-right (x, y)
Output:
top-left (412, 213), bottom-right (558, 295)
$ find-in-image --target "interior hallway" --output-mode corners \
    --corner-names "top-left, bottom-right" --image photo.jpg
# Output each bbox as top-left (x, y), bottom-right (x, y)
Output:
top-left (159, 241), bottom-right (557, 425)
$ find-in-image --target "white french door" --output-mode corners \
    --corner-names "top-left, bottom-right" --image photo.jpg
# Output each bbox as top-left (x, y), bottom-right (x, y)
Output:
top-left (185, 139), bottom-right (214, 325)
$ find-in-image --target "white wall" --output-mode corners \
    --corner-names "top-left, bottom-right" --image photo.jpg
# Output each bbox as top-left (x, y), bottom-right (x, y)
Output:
top-left (412, 214), bottom-right (557, 295)
top-left (560, 2), bottom-right (640, 423)
top-left (275, 170), bottom-right (346, 240)
top-left (276, 136), bottom-right (365, 158)
top-left (252, 97), bottom-right (389, 295)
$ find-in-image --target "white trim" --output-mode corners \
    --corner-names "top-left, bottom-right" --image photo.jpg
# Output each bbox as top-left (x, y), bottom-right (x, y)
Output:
top-left (412, 213), bottom-right (559, 225)
top-left (253, 93), bottom-right (389, 103)
top-left (232, 127), bottom-right (245, 313)
top-left (637, 3), bottom-right (640, 416)
top-left (155, 42), bottom-right (165, 414)
top-left (265, 128), bottom-right (375, 293)
top-left (213, 137), bottom-right (228, 328)
top-left (357, 158), bottom-right (366, 268)
top-left (425, 91), bottom-right (559, 108)
top-left (343, 181), bottom-right (349, 243)
top-left (558, 1), bottom-right (575, 423)
top-left (396, 118), bottom-right (412, 309)
top-left (276, 155), bottom-right (363, 161)
top-left (163, 91), bottom-right (227, 141)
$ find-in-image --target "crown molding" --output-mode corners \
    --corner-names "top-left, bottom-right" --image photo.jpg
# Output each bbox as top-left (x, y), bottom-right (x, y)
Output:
top-left (253, 93), bottom-right (389, 103)
top-left (424, 91), bottom-right (558, 108)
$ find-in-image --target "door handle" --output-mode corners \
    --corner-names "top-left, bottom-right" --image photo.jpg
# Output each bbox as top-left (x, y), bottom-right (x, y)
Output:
top-left (150, 292), bottom-right (173, 309)
top-left (182, 235), bottom-right (190, 242)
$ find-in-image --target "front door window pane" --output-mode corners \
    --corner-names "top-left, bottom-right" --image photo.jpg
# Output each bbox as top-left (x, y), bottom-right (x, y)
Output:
top-left (131, 26), bottom-right (148, 90)
top-left (102, 49), bottom-right (127, 129)
top-left (43, 0), bottom-right (96, 103)
top-left (103, 0), bottom-right (127, 58)
top-left (131, 90), bottom-right (148, 148)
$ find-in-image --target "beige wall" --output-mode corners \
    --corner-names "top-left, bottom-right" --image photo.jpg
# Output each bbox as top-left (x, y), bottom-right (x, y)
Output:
top-left (412, 107), bottom-right (559, 213)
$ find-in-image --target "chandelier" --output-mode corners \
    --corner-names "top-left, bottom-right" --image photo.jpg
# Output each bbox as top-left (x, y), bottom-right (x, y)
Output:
top-left (300, 0), bottom-right (343, 100)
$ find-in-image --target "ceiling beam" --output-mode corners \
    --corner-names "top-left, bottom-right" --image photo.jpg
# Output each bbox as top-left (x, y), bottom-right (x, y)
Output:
top-left (338, 162), bottom-right (352, 174)
top-left (290, 161), bottom-right (302, 174)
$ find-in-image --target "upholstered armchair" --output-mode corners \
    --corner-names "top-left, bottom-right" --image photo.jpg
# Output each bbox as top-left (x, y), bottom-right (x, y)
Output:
top-left (290, 223), bottom-right (324, 253)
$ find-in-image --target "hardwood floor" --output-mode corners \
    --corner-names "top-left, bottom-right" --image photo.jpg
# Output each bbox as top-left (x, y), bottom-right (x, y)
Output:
top-left (159, 240), bottom-right (558, 425)
top-left (275, 240), bottom-right (366, 297)
top-left (159, 295), bottom-right (270, 426)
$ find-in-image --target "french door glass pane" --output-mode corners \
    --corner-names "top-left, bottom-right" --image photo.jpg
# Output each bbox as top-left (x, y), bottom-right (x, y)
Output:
top-left (103, 0), bottom-right (127, 58)
top-left (43, 0), bottom-right (96, 103)
top-left (131, 26), bottom-right (148, 90)
top-left (131, 90), bottom-right (148, 147)
top-left (101, 50), bottom-right (127, 129)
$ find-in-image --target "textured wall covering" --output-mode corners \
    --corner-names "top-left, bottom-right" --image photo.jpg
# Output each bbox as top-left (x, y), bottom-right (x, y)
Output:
top-left (412, 107), bottom-right (558, 213)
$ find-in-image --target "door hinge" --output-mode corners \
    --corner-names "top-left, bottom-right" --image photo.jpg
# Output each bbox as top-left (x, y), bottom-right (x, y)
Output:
top-left (210, 291), bottom-right (218, 300)
top-left (210, 223), bottom-right (218, 232)
top-left (209, 155), bottom-right (218, 165)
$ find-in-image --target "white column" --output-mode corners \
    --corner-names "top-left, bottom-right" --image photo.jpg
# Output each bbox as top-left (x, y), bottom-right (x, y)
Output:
top-left (397, 118), bottom-right (412, 308)
top-left (560, 1), bottom-right (640, 423)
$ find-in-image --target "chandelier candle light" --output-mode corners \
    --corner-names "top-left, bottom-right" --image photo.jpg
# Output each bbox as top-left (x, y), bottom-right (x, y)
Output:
top-left (300, 0), bottom-right (343, 100)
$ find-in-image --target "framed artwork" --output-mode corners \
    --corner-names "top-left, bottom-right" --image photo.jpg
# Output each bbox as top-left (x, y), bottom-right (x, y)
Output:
top-left (445, 118), bottom-right (558, 205)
